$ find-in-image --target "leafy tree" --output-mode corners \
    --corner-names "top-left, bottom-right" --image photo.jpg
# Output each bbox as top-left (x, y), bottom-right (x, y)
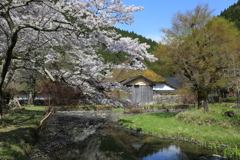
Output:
top-left (219, 1), bottom-right (240, 109)
top-left (156, 4), bottom-right (240, 110)
top-left (0, 0), bottom-right (157, 123)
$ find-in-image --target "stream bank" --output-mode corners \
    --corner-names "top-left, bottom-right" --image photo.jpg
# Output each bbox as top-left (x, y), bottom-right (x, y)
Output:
top-left (29, 111), bottom-right (226, 160)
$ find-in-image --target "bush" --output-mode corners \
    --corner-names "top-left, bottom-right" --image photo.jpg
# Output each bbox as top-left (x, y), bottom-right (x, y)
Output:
top-left (56, 105), bottom-right (113, 111)
top-left (175, 108), bottom-right (240, 128)
top-left (223, 96), bottom-right (237, 102)
top-left (124, 107), bottom-right (143, 114)
top-left (173, 104), bottom-right (191, 109)
top-left (142, 104), bottom-right (191, 110)
top-left (38, 78), bottom-right (84, 106)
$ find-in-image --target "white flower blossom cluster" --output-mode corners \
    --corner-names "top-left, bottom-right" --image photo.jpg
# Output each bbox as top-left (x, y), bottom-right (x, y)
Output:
top-left (0, 0), bottom-right (156, 106)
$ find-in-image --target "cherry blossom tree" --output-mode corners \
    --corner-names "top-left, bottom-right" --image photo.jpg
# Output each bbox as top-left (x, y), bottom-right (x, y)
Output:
top-left (0, 0), bottom-right (156, 122)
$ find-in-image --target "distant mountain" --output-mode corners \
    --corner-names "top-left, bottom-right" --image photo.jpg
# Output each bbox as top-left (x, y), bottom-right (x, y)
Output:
top-left (219, 0), bottom-right (240, 30)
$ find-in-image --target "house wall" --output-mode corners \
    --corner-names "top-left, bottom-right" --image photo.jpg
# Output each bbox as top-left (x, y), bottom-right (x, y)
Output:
top-left (153, 83), bottom-right (175, 91)
top-left (128, 85), bottom-right (153, 105)
top-left (126, 77), bottom-right (152, 86)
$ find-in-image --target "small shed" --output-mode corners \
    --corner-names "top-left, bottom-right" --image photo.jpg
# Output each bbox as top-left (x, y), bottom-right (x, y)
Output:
top-left (121, 75), bottom-right (155, 104)
top-left (106, 66), bottom-right (166, 104)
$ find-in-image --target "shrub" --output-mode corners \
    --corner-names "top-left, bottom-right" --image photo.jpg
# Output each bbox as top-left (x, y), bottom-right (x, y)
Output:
top-left (175, 108), bottom-right (240, 128)
top-left (38, 78), bottom-right (84, 106)
top-left (124, 107), bottom-right (143, 114)
top-left (173, 104), bottom-right (190, 109)
top-left (223, 96), bottom-right (237, 103)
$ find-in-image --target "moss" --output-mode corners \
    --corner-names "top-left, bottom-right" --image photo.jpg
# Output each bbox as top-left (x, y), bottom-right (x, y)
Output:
top-left (107, 68), bottom-right (166, 83)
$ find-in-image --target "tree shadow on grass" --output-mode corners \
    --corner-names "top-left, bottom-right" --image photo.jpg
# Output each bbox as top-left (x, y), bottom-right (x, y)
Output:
top-left (0, 109), bottom-right (45, 159)
top-left (3, 109), bottom-right (45, 126)
top-left (0, 127), bottom-right (38, 159)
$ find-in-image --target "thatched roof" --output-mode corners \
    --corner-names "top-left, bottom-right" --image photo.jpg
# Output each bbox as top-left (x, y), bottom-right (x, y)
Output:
top-left (106, 68), bottom-right (166, 83)
top-left (121, 75), bottom-right (156, 85)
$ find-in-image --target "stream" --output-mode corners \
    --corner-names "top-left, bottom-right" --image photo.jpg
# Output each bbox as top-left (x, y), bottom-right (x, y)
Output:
top-left (29, 111), bottom-right (227, 160)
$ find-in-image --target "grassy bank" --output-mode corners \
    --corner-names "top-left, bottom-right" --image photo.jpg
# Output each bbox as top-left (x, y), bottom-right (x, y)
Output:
top-left (1, 104), bottom-right (238, 159)
top-left (55, 105), bottom-right (113, 111)
top-left (0, 106), bottom-right (45, 160)
top-left (118, 105), bottom-right (240, 159)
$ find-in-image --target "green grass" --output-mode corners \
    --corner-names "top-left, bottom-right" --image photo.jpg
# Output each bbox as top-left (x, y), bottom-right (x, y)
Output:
top-left (111, 108), bottom-right (124, 113)
top-left (56, 105), bottom-right (113, 111)
top-left (0, 106), bottom-right (45, 160)
top-left (141, 104), bottom-right (192, 109)
top-left (118, 105), bottom-right (240, 159)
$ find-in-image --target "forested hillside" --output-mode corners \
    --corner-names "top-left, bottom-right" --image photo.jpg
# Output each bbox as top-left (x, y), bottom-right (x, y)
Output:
top-left (97, 27), bottom-right (157, 64)
top-left (220, 0), bottom-right (240, 30)
top-left (114, 28), bottom-right (170, 76)
top-left (101, 0), bottom-right (240, 77)
top-left (98, 27), bottom-right (171, 76)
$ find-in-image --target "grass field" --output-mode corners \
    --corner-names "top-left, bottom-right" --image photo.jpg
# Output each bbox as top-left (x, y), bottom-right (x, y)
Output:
top-left (0, 106), bottom-right (45, 160)
top-left (118, 105), bottom-right (240, 159)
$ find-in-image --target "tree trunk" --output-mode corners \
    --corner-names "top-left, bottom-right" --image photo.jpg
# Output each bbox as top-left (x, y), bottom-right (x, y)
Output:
top-left (27, 92), bottom-right (34, 105)
top-left (0, 90), bottom-right (3, 124)
top-left (0, 104), bottom-right (2, 124)
top-left (217, 88), bottom-right (223, 103)
top-left (197, 89), bottom-right (209, 111)
top-left (8, 97), bottom-right (21, 109)
top-left (197, 99), bottom-right (204, 109)
top-left (204, 100), bottom-right (209, 112)
top-left (236, 90), bottom-right (239, 111)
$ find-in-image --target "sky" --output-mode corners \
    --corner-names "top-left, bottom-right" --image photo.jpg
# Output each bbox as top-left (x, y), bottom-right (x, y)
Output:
top-left (115, 0), bottom-right (238, 42)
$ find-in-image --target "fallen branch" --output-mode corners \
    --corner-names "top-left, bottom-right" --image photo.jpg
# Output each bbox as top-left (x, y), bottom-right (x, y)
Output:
top-left (37, 109), bottom-right (53, 131)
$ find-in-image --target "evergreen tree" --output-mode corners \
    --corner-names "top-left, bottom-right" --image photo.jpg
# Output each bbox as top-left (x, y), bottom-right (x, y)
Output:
top-left (220, 0), bottom-right (240, 30)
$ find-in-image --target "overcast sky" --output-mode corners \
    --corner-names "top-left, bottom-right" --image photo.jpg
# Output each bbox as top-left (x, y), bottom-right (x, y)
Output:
top-left (115, 0), bottom-right (238, 42)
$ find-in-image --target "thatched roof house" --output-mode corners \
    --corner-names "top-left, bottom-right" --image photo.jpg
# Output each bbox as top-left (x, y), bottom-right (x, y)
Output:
top-left (106, 68), bottom-right (166, 84)
top-left (106, 62), bottom-right (166, 104)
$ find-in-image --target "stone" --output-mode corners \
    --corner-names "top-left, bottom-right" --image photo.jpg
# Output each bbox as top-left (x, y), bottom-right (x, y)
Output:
top-left (195, 156), bottom-right (208, 160)
top-left (224, 110), bottom-right (234, 117)
top-left (210, 154), bottom-right (228, 160)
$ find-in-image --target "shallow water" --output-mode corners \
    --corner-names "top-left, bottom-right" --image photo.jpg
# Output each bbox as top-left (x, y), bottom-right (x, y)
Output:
top-left (47, 129), bottom-right (214, 160)
top-left (30, 111), bottom-right (219, 160)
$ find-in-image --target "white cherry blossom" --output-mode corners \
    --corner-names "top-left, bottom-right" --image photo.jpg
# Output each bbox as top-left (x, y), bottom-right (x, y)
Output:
top-left (0, 0), bottom-right (156, 110)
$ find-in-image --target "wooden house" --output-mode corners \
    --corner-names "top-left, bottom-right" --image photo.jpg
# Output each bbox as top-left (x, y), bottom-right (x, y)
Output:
top-left (106, 67), bottom-right (166, 104)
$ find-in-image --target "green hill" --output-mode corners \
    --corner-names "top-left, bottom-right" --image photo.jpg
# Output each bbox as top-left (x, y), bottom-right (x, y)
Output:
top-left (97, 27), bottom-right (171, 76)
top-left (100, 1), bottom-right (240, 77)
top-left (219, 0), bottom-right (240, 30)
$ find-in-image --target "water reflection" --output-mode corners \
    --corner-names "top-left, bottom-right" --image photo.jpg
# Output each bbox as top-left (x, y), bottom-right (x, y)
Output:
top-left (30, 112), bottom-right (215, 160)
top-left (139, 144), bottom-right (188, 160)
top-left (51, 131), bottom-right (213, 160)
top-left (47, 126), bottom-right (213, 160)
